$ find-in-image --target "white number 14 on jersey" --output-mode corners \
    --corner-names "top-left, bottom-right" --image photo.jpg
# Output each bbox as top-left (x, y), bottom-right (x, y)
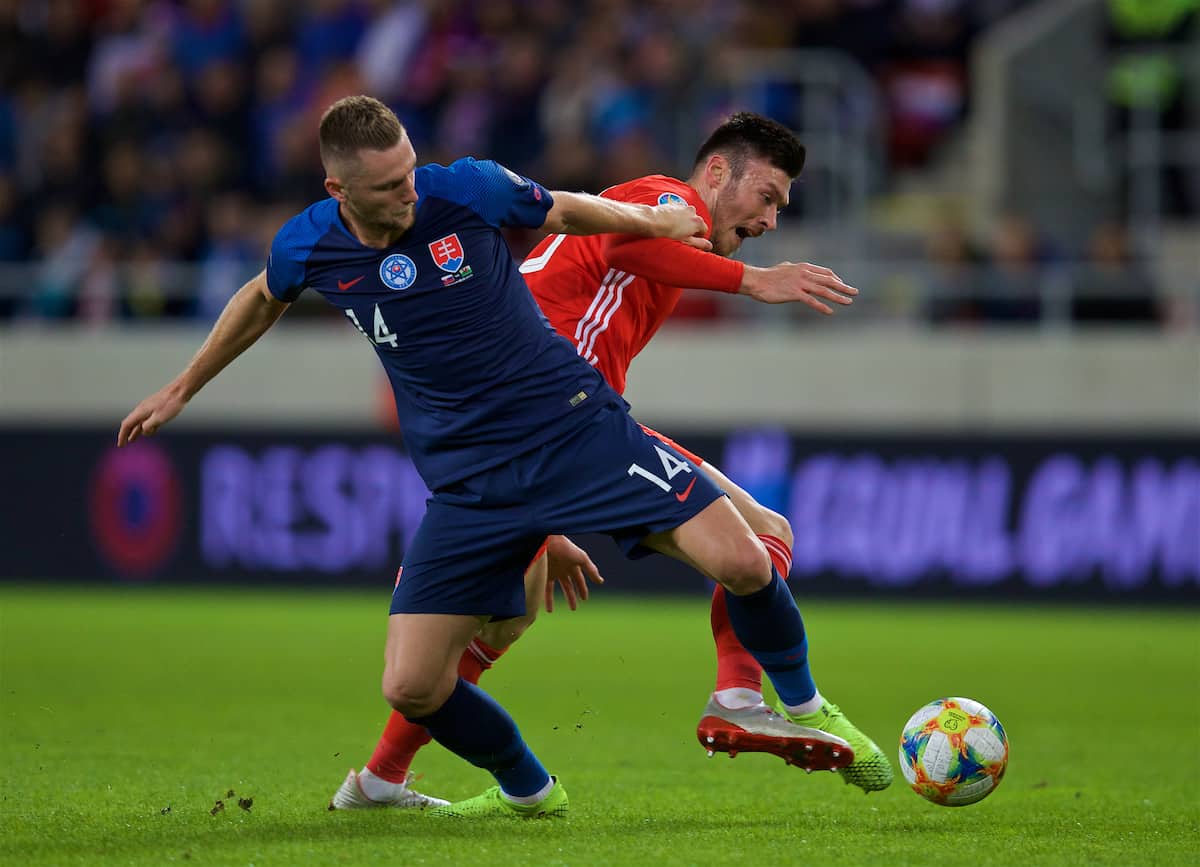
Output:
top-left (628, 445), bottom-right (692, 492)
top-left (345, 305), bottom-right (399, 349)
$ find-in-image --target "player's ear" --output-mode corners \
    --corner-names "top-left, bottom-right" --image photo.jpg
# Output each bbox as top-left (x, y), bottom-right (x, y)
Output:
top-left (324, 176), bottom-right (346, 202)
top-left (705, 154), bottom-right (730, 190)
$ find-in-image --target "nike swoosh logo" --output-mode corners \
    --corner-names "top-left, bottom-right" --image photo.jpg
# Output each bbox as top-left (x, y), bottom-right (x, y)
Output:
top-left (337, 275), bottom-right (365, 291)
top-left (675, 477), bottom-right (698, 502)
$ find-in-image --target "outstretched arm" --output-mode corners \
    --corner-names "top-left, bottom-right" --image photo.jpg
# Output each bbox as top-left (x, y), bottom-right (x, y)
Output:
top-left (606, 237), bottom-right (858, 315)
top-left (117, 270), bottom-right (288, 446)
top-left (541, 190), bottom-right (710, 247)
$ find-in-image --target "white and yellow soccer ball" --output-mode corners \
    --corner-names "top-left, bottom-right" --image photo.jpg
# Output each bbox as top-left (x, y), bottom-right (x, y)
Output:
top-left (898, 697), bottom-right (1009, 806)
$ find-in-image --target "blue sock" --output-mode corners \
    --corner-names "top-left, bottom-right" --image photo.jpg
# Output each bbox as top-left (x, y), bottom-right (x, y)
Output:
top-left (406, 678), bottom-right (551, 798)
top-left (722, 569), bottom-right (818, 706)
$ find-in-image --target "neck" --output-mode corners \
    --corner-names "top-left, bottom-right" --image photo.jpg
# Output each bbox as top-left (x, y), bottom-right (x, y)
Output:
top-left (340, 204), bottom-right (406, 249)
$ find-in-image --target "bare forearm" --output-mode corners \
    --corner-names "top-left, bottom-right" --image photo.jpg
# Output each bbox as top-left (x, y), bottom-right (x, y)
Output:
top-left (175, 272), bottom-right (288, 400)
top-left (117, 271), bottom-right (288, 447)
top-left (543, 190), bottom-right (659, 236)
top-left (541, 190), bottom-right (704, 241)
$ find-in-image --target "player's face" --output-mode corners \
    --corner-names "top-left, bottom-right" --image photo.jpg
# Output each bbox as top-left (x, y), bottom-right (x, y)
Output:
top-left (708, 158), bottom-right (791, 256)
top-left (340, 134), bottom-right (420, 237)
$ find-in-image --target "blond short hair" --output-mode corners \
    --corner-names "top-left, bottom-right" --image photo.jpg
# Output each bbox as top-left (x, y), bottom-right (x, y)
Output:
top-left (318, 95), bottom-right (404, 172)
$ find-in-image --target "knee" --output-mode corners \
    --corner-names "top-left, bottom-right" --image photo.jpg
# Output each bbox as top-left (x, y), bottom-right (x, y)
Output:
top-left (382, 670), bottom-right (449, 719)
top-left (750, 507), bottom-right (793, 550)
top-left (716, 534), bottom-right (773, 595)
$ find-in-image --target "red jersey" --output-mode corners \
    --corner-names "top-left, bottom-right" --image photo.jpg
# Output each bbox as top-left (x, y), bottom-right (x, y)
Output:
top-left (519, 175), bottom-right (743, 396)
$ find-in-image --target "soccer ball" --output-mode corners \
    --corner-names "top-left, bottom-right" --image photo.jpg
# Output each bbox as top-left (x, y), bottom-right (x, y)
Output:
top-left (898, 697), bottom-right (1008, 806)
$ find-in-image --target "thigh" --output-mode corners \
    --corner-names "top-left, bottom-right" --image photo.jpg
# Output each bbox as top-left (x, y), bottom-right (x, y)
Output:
top-left (385, 612), bottom-right (486, 679)
top-left (390, 489), bottom-right (545, 619)
top-left (696, 459), bottom-right (786, 538)
top-left (641, 494), bottom-right (761, 582)
top-left (521, 541), bottom-right (550, 615)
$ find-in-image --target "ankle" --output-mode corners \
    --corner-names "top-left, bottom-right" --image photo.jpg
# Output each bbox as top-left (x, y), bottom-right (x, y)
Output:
top-left (713, 688), bottom-right (763, 710)
top-left (358, 766), bottom-right (404, 801)
top-left (783, 693), bottom-right (824, 717)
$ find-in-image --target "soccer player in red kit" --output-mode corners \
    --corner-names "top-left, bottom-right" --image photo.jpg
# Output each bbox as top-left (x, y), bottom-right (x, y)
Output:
top-left (331, 113), bottom-right (892, 811)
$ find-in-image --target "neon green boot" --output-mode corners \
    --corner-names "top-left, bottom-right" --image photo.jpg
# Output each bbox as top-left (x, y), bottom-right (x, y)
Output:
top-left (781, 700), bottom-right (894, 792)
top-left (427, 777), bottom-right (568, 819)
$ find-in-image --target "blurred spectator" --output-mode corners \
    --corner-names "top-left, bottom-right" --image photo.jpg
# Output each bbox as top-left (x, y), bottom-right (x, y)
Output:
top-left (0, 172), bottom-right (27, 261)
top-left (924, 211), bottom-right (985, 323)
top-left (0, 90), bottom-right (15, 172)
top-left (121, 240), bottom-right (172, 319)
top-left (170, 0), bottom-right (245, 82)
top-left (196, 191), bottom-right (261, 320)
top-left (86, 0), bottom-right (166, 117)
top-left (0, 1), bottom-right (20, 95)
top-left (0, 169), bottom-right (25, 319)
top-left (434, 51), bottom-right (493, 163)
top-left (356, 0), bottom-right (429, 102)
top-left (486, 33), bottom-right (547, 174)
top-left (1071, 222), bottom-right (1159, 324)
top-left (242, 0), bottom-right (296, 54)
top-left (251, 44), bottom-right (308, 192)
top-left (977, 214), bottom-right (1049, 323)
top-left (879, 0), bottom-right (973, 167)
top-left (89, 139), bottom-right (161, 253)
top-left (599, 129), bottom-right (665, 191)
top-left (296, 0), bottom-right (370, 84)
top-left (17, 0), bottom-right (95, 91)
top-left (192, 58), bottom-right (253, 184)
top-left (77, 237), bottom-right (120, 324)
top-left (28, 202), bottom-right (101, 319)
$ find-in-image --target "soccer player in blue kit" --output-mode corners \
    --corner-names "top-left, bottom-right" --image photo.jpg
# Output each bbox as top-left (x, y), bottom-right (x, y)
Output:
top-left (118, 95), bottom-right (859, 819)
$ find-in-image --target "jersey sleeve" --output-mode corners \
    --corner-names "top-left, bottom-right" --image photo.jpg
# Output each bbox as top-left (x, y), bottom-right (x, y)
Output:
top-left (417, 158), bottom-right (554, 230)
top-left (605, 237), bottom-right (744, 293)
top-left (601, 177), bottom-right (743, 293)
top-left (265, 215), bottom-right (313, 302)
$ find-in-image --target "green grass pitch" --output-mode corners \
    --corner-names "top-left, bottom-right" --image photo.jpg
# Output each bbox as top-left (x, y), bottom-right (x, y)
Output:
top-left (1, 587), bottom-right (1197, 866)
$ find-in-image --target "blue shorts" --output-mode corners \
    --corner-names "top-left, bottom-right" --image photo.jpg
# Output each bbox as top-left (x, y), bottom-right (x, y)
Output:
top-left (390, 402), bottom-right (725, 617)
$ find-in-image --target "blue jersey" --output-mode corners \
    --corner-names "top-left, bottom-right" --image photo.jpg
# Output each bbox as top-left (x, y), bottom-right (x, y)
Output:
top-left (266, 158), bottom-right (622, 490)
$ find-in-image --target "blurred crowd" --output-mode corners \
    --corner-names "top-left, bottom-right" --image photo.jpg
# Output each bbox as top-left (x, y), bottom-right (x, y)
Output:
top-left (921, 213), bottom-right (1170, 327)
top-left (0, 0), bottom-right (1188, 325)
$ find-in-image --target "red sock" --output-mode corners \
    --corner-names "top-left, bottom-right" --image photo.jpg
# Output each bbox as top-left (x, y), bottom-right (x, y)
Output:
top-left (709, 535), bottom-right (794, 695)
top-left (456, 636), bottom-right (504, 684)
top-left (366, 637), bottom-right (507, 783)
top-left (710, 584), bottom-right (762, 694)
top-left (757, 534), bottom-right (793, 577)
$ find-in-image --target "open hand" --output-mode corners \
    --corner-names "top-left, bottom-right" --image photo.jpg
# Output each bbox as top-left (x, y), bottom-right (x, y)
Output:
top-left (742, 262), bottom-right (859, 313)
top-left (543, 535), bottom-right (604, 612)
top-left (117, 384), bottom-right (187, 447)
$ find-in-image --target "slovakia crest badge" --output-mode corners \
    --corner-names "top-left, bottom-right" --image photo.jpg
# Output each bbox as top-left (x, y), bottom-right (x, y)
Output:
top-left (428, 234), bottom-right (465, 273)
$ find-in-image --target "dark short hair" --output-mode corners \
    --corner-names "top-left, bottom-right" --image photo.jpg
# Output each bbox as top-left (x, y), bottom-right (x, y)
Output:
top-left (693, 112), bottom-right (806, 179)
top-left (318, 95), bottom-right (404, 170)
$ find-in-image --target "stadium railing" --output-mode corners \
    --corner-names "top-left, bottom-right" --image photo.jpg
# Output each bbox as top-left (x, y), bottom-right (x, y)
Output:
top-left (0, 258), bottom-right (1194, 331)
